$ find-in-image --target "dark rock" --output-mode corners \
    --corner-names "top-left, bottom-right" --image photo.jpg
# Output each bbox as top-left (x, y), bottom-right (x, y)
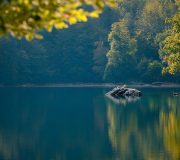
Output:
top-left (106, 85), bottom-right (142, 99)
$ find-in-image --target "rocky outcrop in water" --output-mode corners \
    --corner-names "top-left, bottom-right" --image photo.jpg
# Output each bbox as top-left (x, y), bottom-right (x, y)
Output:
top-left (106, 85), bottom-right (142, 99)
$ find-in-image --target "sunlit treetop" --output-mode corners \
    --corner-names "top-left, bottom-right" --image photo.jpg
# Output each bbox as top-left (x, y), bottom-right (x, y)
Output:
top-left (159, 1), bottom-right (180, 75)
top-left (0, 0), bottom-right (115, 40)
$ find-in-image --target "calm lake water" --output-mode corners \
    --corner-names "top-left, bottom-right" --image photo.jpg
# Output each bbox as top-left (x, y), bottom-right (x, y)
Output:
top-left (0, 87), bottom-right (179, 160)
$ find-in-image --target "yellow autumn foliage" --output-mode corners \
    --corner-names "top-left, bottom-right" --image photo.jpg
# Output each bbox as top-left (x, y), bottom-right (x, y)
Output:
top-left (0, 0), bottom-right (115, 40)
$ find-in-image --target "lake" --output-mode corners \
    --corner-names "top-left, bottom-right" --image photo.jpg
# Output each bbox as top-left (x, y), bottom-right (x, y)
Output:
top-left (0, 87), bottom-right (179, 160)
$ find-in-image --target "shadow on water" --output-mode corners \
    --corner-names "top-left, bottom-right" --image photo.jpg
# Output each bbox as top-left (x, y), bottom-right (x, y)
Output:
top-left (0, 87), bottom-right (179, 160)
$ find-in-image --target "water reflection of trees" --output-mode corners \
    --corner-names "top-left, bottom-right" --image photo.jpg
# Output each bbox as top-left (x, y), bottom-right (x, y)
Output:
top-left (107, 94), bottom-right (180, 160)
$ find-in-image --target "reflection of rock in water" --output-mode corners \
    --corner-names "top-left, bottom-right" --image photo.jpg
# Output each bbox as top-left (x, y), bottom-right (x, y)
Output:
top-left (123, 96), bottom-right (140, 103)
top-left (106, 93), bottom-right (141, 105)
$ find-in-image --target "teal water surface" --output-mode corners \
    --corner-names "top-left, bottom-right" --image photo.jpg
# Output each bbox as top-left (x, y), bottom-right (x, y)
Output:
top-left (0, 87), bottom-right (179, 160)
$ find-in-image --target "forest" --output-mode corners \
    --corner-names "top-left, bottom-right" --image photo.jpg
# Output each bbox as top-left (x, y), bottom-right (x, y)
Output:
top-left (0, 0), bottom-right (179, 85)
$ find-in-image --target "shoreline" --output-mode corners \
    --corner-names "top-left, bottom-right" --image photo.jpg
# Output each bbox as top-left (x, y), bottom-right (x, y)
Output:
top-left (0, 83), bottom-right (180, 88)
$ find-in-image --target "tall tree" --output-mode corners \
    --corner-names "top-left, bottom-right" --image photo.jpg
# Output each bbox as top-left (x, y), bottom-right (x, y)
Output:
top-left (104, 19), bottom-right (137, 82)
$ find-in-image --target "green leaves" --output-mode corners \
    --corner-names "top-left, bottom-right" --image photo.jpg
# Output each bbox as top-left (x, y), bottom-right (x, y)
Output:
top-left (104, 0), bottom-right (179, 82)
top-left (159, 9), bottom-right (180, 75)
top-left (0, 0), bottom-right (115, 40)
top-left (104, 19), bottom-right (137, 81)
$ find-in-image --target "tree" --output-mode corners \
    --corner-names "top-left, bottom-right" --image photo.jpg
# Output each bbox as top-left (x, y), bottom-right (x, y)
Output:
top-left (0, 0), bottom-right (115, 40)
top-left (0, 8), bottom-right (117, 84)
top-left (104, 0), bottom-right (178, 82)
top-left (158, 1), bottom-right (180, 74)
top-left (92, 41), bottom-right (108, 80)
top-left (104, 19), bottom-right (137, 82)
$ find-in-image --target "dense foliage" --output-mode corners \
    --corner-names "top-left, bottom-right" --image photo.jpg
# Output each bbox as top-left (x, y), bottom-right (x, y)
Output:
top-left (0, 8), bottom-right (117, 84)
top-left (0, 0), bottom-right (115, 40)
top-left (0, 0), bottom-right (179, 85)
top-left (104, 0), bottom-right (180, 82)
top-left (158, 2), bottom-right (180, 75)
